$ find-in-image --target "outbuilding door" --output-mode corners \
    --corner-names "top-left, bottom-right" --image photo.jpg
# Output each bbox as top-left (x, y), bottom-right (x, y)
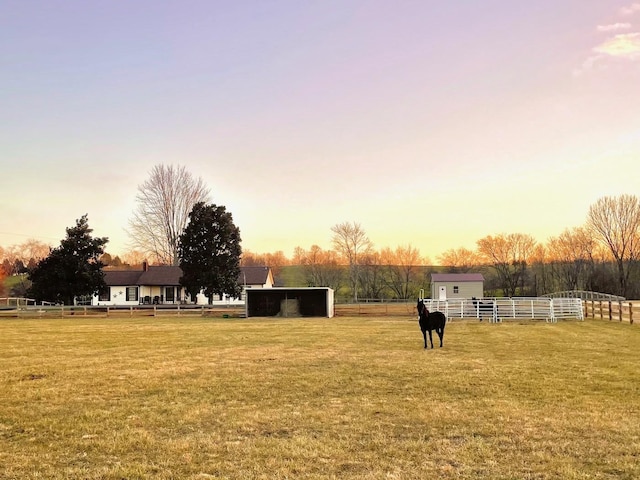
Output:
top-left (438, 286), bottom-right (447, 300)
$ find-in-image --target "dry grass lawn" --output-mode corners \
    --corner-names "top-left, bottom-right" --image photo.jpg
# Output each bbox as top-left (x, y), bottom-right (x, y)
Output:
top-left (0, 316), bottom-right (639, 479)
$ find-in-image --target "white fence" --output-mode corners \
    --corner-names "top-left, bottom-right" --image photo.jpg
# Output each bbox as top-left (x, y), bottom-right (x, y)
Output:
top-left (421, 297), bottom-right (584, 323)
top-left (0, 297), bottom-right (39, 307)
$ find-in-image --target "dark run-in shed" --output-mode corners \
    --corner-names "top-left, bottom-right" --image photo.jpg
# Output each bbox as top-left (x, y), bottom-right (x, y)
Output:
top-left (245, 287), bottom-right (334, 318)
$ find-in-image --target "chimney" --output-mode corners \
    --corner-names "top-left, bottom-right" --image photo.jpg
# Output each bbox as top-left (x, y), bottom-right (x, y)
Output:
top-left (142, 261), bottom-right (148, 271)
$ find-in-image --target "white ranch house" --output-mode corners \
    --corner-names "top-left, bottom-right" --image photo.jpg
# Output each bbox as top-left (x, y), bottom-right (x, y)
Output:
top-left (92, 264), bottom-right (274, 306)
top-left (430, 273), bottom-right (484, 300)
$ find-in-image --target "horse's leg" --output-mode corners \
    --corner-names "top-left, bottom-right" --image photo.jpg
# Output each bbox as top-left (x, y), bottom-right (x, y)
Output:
top-left (438, 328), bottom-right (444, 347)
top-left (422, 330), bottom-right (427, 349)
top-left (428, 330), bottom-right (434, 349)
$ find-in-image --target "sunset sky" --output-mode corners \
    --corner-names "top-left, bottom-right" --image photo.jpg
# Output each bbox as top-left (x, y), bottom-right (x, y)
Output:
top-left (2, 1), bottom-right (640, 261)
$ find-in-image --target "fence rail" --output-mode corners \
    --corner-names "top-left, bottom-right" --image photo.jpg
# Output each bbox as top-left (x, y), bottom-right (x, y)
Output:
top-left (0, 297), bottom-right (39, 307)
top-left (0, 304), bottom-right (245, 319)
top-left (421, 297), bottom-right (584, 323)
top-left (0, 299), bottom-right (591, 321)
top-left (543, 291), bottom-right (626, 302)
top-left (0, 303), bottom-right (416, 319)
top-left (583, 299), bottom-right (638, 324)
top-left (333, 303), bottom-right (415, 317)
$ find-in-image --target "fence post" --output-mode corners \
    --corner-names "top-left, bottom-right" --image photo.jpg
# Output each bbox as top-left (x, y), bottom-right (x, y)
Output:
top-left (619, 301), bottom-right (623, 322)
top-left (630, 302), bottom-right (634, 325)
top-left (608, 301), bottom-right (612, 321)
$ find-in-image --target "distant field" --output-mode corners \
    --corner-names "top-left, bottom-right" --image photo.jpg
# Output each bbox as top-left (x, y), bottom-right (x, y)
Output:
top-left (1, 316), bottom-right (639, 479)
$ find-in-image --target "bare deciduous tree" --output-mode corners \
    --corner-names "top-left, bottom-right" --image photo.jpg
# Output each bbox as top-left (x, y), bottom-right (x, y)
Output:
top-left (0, 262), bottom-right (6, 297)
top-left (128, 165), bottom-right (210, 265)
top-left (331, 221), bottom-right (372, 302)
top-left (546, 227), bottom-right (597, 291)
top-left (587, 194), bottom-right (640, 297)
top-left (240, 249), bottom-right (289, 280)
top-left (120, 249), bottom-right (147, 268)
top-left (296, 245), bottom-right (345, 292)
top-left (437, 247), bottom-right (481, 272)
top-left (381, 244), bottom-right (425, 300)
top-left (476, 233), bottom-right (537, 296)
top-left (358, 250), bottom-right (386, 300)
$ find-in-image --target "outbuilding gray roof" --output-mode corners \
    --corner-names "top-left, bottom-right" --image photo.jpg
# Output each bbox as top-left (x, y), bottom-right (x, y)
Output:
top-left (431, 273), bottom-right (484, 282)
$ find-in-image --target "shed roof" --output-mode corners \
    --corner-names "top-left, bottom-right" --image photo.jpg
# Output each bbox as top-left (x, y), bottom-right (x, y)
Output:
top-left (431, 273), bottom-right (484, 282)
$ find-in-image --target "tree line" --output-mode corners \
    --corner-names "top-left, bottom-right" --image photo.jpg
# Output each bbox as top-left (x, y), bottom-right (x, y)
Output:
top-left (0, 204), bottom-right (242, 305)
top-left (2, 164), bottom-right (639, 302)
top-left (242, 195), bottom-right (640, 301)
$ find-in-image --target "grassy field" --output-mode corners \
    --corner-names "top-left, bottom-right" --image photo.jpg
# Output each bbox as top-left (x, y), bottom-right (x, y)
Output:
top-left (1, 316), bottom-right (638, 479)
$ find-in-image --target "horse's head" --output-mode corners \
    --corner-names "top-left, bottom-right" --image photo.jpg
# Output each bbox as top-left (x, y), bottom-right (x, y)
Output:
top-left (417, 299), bottom-right (425, 316)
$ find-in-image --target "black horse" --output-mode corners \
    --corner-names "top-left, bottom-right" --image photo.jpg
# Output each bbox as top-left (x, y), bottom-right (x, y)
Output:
top-left (472, 297), bottom-right (496, 322)
top-left (417, 299), bottom-right (446, 349)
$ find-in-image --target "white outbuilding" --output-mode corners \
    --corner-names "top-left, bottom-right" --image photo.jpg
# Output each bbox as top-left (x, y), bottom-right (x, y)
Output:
top-left (430, 273), bottom-right (484, 300)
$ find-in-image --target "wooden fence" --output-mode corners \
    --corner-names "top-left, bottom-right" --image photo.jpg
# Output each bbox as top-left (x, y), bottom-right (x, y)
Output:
top-left (0, 305), bottom-right (245, 319)
top-left (333, 303), bottom-right (415, 317)
top-left (0, 303), bottom-right (417, 319)
top-left (583, 300), bottom-right (639, 324)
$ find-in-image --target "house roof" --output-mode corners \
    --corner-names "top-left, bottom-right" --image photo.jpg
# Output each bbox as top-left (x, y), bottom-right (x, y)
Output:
top-left (103, 266), bottom-right (183, 287)
top-left (431, 273), bottom-right (484, 283)
top-left (238, 266), bottom-right (272, 285)
top-left (138, 266), bottom-right (183, 286)
top-left (104, 265), bottom-right (271, 287)
top-left (103, 270), bottom-right (145, 286)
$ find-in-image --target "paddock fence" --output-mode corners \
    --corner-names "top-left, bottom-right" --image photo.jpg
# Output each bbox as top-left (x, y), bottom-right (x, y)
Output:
top-left (583, 299), bottom-right (639, 324)
top-left (0, 298), bottom-right (589, 321)
top-left (0, 303), bottom-right (417, 319)
top-left (0, 304), bottom-right (246, 319)
top-left (420, 297), bottom-right (584, 323)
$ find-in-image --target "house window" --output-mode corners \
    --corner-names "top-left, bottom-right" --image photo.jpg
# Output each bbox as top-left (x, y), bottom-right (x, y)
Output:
top-left (453, 285), bottom-right (459, 294)
top-left (98, 287), bottom-right (110, 302)
top-left (126, 286), bottom-right (138, 302)
top-left (165, 287), bottom-right (175, 302)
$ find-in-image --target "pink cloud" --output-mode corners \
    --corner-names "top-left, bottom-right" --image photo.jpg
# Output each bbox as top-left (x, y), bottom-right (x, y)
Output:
top-left (597, 23), bottom-right (632, 32)
top-left (621, 3), bottom-right (640, 15)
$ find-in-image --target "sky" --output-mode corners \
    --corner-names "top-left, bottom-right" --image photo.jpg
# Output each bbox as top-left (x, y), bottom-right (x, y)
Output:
top-left (2, 0), bottom-right (640, 261)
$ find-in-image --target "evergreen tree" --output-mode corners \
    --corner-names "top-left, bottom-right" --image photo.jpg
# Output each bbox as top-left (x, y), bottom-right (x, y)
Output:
top-left (178, 202), bottom-right (242, 302)
top-left (29, 215), bottom-right (108, 305)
